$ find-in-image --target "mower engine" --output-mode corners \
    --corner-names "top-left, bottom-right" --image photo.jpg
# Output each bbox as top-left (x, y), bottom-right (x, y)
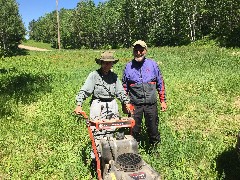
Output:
top-left (87, 116), bottom-right (161, 180)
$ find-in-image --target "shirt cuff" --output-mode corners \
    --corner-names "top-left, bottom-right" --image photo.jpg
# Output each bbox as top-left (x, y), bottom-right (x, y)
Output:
top-left (76, 102), bottom-right (82, 106)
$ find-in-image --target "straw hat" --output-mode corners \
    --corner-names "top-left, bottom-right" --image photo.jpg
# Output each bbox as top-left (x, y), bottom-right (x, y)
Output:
top-left (95, 51), bottom-right (119, 65)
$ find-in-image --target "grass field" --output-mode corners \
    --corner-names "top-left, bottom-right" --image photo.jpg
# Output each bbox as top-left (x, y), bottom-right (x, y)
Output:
top-left (0, 45), bottom-right (240, 179)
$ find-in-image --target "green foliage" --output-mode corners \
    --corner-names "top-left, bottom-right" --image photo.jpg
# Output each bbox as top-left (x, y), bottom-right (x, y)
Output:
top-left (0, 0), bottom-right (26, 57)
top-left (72, 0), bottom-right (99, 49)
top-left (0, 46), bottom-right (240, 179)
top-left (28, 11), bottom-right (58, 47)
top-left (28, 0), bottom-right (240, 49)
top-left (58, 9), bottom-right (75, 49)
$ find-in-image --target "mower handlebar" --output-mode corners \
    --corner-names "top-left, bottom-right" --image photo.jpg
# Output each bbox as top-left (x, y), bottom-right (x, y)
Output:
top-left (79, 111), bottom-right (88, 119)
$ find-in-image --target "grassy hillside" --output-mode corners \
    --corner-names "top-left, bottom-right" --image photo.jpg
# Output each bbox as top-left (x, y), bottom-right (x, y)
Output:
top-left (0, 46), bottom-right (239, 179)
top-left (21, 40), bottom-right (55, 50)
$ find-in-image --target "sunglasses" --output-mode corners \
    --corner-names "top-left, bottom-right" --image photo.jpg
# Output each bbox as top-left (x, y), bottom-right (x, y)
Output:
top-left (133, 49), bottom-right (145, 53)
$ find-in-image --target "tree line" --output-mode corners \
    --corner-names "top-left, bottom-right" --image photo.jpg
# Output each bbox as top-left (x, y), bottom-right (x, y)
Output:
top-left (28, 0), bottom-right (240, 49)
top-left (1, 0), bottom-right (240, 56)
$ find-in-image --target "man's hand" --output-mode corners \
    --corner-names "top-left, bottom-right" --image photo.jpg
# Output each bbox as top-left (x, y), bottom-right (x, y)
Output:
top-left (74, 105), bottom-right (83, 114)
top-left (161, 102), bottom-right (167, 111)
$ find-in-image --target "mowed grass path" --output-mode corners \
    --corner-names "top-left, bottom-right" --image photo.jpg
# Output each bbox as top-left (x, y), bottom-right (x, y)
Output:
top-left (0, 46), bottom-right (239, 179)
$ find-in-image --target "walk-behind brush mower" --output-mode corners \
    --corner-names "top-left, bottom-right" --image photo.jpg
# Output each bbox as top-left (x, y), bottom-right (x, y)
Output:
top-left (80, 111), bottom-right (161, 180)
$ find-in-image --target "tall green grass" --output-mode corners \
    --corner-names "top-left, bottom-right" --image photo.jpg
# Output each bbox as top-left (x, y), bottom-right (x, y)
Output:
top-left (0, 46), bottom-right (239, 179)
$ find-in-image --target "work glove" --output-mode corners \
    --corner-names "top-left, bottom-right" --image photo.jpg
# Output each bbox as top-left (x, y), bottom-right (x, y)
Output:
top-left (126, 103), bottom-right (134, 114)
top-left (122, 103), bottom-right (134, 114)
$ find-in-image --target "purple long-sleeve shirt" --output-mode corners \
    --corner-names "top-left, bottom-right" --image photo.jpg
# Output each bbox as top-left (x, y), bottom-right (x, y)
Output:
top-left (122, 58), bottom-right (166, 104)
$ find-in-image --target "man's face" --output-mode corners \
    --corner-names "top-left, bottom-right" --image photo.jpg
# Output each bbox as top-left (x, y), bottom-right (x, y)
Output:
top-left (133, 45), bottom-right (147, 62)
top-left (101, 61), bottom-right (113, 73)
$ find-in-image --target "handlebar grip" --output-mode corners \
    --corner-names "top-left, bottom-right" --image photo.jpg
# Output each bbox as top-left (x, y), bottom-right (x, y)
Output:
top-left (80, 111), bottom-right (88, 119)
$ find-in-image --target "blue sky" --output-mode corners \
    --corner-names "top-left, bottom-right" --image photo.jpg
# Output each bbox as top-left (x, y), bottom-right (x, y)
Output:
top-left (16, 0), bottom-right (105, 30)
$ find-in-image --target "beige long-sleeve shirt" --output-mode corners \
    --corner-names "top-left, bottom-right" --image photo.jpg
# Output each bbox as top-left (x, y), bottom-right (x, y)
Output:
top-left (76, 69), bottom-right (130, 106)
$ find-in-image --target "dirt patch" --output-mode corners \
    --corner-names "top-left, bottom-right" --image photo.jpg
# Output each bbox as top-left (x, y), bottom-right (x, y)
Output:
top-left (18, 44), bottom-right (51, 51)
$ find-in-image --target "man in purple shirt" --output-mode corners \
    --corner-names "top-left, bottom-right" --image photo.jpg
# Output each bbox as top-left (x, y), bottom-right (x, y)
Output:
top-left (122, 40), bottom-right (167, 146)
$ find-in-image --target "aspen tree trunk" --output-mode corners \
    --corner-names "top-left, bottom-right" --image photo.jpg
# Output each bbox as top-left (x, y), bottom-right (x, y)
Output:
top-left (188, 3), bottom-right (197, 42)
top-left (56, 0), bottom-right (61, 50)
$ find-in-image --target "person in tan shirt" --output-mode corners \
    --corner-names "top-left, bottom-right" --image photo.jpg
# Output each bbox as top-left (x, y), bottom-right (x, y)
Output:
top-left (74, 51), bottom-right (132, 120)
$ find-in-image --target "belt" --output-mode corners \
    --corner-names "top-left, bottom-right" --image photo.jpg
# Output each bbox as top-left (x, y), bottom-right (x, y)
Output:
top-left (93, 98), bottom-right (114, 102)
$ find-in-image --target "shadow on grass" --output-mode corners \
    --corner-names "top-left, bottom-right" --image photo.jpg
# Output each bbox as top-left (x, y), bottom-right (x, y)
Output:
top-left (74, 114), bottom-right (97, 179)
top-left (0, 67), bottom-right (17, 74)
top-left (81, 142), bottom-right (97, 179)
top-left (1, 48), bottom-right (29, 57)
top-left (0, 72), bottom-right (52, 117)
top-left (137, 125), bottom-right (158, 154)
top-left (215, 147), bottom-right (240, 179)
top-left (12, 48), bottom-right (30, 56)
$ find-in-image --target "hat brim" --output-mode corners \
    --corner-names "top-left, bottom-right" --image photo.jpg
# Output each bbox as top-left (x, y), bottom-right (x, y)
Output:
top-left (95, 58), bottom-right (119, 65)
top-left (133, 44), bottom-right (147, 49)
